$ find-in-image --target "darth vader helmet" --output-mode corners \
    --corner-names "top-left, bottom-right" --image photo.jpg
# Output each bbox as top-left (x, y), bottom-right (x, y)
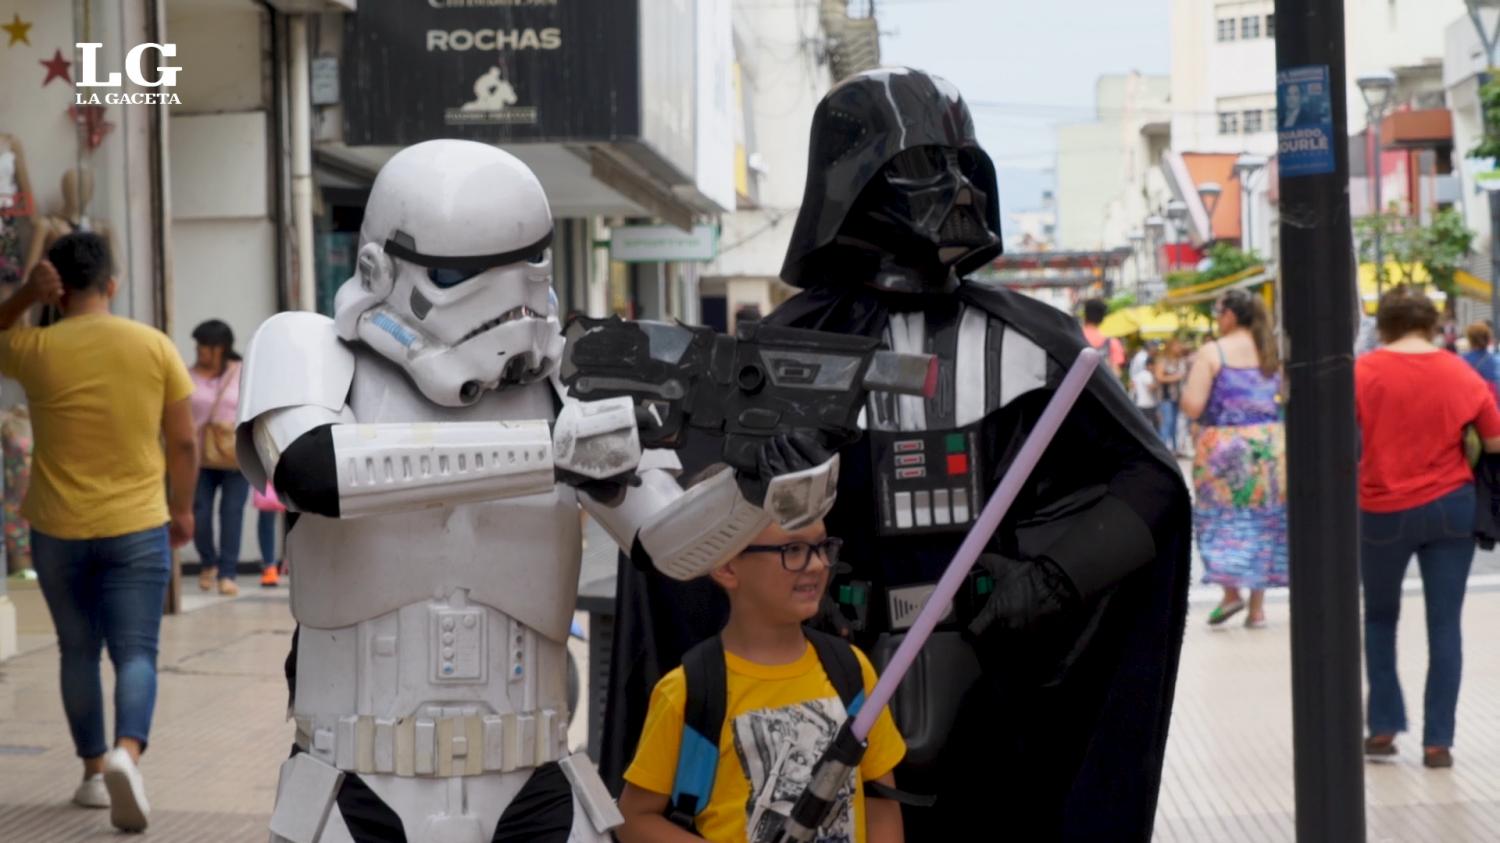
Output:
top-left (781, 68), bottom-right (1002, 294)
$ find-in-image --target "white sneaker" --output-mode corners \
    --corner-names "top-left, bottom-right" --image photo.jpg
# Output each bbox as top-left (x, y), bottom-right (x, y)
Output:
top-left (72, 774), bottom-right (109, 809)
top-left (103, 747), bottom-right (150, 832)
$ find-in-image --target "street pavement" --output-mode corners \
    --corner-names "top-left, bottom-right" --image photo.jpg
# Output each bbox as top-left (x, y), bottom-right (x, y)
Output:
top-left (4, 528), bottom-right (1500, 840)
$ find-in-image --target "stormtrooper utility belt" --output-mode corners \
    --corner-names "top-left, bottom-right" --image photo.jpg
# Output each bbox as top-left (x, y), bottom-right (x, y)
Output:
top-left (293, 708), bottom-right (567, 778)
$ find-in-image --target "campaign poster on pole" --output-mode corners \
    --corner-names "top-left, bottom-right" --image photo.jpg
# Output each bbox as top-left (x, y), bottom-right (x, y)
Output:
top-left (1276, 66), bottom-right (1336, 178)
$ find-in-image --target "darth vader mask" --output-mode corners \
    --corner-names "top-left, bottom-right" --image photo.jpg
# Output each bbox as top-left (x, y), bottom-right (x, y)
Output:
top-left (836, 145), bottom-right (1001, 294)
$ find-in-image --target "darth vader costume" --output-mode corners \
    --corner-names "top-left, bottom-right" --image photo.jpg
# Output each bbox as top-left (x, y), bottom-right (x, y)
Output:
top-left (599, 68), bottom-right (1191, 841)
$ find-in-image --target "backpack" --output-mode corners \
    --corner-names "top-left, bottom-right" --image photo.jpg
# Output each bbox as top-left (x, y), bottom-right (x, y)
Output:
top-left (666, 629), bottom-right (865, 833)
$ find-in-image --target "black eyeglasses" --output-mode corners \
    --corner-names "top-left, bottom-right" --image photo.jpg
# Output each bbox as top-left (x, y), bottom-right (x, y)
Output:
top-left (741, 538), bottom-right (844, 573)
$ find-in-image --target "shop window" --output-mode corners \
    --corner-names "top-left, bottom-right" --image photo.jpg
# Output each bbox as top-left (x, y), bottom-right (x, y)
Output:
top-left (1218, 112), bottom-right (1240, 135)
top-left (1217, 19), bottom-right (1237, 42)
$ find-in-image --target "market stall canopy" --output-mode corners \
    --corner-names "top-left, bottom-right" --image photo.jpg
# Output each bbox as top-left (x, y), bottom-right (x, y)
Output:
top-left (1099, 306), bottom-right (1213, 339)
top-left (1162, 265), bottom-right (1274, 306)
top-left (1357, 262), bottom-right (1443, 314)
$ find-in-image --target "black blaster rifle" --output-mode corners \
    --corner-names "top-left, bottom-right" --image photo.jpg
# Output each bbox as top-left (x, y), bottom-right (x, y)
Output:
top-left (559, 316), bottom-right (938, 471)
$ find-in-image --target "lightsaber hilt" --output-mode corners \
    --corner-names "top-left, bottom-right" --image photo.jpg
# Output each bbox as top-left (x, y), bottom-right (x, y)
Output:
top-left (848, 348), bottom-right (1102, 741)
top-left (757, 721), bottom-right (867, 843)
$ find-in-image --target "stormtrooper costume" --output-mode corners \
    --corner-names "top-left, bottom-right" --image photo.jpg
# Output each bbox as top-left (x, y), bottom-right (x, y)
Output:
top-left (237, 141), bottom-right (835, 843)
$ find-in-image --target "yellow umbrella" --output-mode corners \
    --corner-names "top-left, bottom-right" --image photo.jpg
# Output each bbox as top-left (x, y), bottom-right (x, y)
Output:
top-left (1137, 308), bottom-right (1213, 338)
top-left (1098, 308), bottom-right (1142, 338)
top-left (1099, 306), bottom-right (1213, 338)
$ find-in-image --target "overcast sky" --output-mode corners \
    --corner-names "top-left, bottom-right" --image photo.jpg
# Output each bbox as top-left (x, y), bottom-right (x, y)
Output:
top-left (877, 0), bottom-right (1172, 212)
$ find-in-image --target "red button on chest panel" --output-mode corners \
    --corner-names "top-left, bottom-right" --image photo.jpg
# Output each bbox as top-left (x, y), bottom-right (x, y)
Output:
top-left (946, 453), bottom-right (969, 476)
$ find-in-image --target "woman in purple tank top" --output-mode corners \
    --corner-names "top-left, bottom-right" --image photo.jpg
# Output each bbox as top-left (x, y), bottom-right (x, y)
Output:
top-left (1180, 290), bottom-right (1287, 629)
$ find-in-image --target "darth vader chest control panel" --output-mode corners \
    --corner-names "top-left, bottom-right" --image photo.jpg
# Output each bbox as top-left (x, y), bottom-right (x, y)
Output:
top-left (870, 424), bottom-right (987, 536)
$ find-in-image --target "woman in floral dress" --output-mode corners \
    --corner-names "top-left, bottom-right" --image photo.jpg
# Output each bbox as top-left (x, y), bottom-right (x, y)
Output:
top-left (1181, 290), bottom-right (1286, 628)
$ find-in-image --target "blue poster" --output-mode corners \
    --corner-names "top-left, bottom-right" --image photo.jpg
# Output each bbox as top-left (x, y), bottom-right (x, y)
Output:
top-left (1277, 65), bottom-right (1336, 178)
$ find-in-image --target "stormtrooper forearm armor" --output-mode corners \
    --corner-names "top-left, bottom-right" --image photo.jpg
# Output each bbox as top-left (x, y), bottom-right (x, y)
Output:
top-left (330, 421), bottom-right (558, 518)
top-left (255, 402), bottom-right (638, 520)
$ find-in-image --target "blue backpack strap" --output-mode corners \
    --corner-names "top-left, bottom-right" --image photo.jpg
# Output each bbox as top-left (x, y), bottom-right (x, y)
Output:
top-left (805, 629), bottom-right (865, 718)
top-left (668, 635), bottom-right (727, 832)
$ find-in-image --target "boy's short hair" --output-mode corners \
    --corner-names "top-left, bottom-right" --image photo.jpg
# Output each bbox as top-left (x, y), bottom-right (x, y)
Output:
top-left (1083, 298), bottom-right (1108, 325)
top-left (47, 232), bottom-right (114, 293)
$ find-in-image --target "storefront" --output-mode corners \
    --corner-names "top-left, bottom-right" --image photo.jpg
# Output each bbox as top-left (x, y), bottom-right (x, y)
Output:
top-left (0, 0), bottom-right (173, 639)
top-left (319, 0), bottom-right (734, 322)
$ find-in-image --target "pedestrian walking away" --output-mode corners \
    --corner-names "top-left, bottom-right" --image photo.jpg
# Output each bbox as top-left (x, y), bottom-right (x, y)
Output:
top-left (1460, 321), bottom-right (1500, 407)
top-left (188, 319), bottom-right (250, 596)
top-left (1080, 297), bottom-right (1125, 377)
top-left (1181, 289), bottom-right (1287, 629)
top-left (1154, 338), bottom-right (1189, 454)
top-left (1356, 289), bottom-right (1500, 770)
top-left (1132, 349), bottom-right (1161, 432)
top-left (0, 231), bottom-right (197, 833)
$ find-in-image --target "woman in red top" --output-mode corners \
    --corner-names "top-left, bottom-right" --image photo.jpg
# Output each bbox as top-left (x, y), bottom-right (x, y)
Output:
top-left (1355, 289), bottom-right (1500, 770)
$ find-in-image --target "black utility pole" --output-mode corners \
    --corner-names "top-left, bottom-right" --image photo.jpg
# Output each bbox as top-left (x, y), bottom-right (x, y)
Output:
top-left (1275, 1), bottom-right (1366, 841)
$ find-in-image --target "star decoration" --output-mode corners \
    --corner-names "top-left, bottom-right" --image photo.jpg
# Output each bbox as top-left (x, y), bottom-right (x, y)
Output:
top-left (69, 104), bottom-right (115, 151)
top-left (40, 49), bottom-right (71, 86)
top-left (2, 13), bottom-right (30, 47)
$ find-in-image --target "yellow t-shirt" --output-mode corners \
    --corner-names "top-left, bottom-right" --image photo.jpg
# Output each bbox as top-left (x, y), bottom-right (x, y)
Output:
top-left (0, 314), bottom-right (194, 539)
top-left (625, 640), bottom-right (907, 843)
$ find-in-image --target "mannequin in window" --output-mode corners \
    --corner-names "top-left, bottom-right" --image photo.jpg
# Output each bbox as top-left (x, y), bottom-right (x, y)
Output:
top-left (0, 134), bottom-right (38, 289)
top-left (23, 168), bottom-right (118, 326)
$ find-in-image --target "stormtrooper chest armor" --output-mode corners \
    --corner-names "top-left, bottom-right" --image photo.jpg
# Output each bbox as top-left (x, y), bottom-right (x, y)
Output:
top-left (289, 348), bottom-right (579, 773)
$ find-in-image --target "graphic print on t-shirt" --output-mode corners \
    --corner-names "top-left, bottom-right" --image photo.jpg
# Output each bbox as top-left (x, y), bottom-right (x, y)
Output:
top-left (732, 697), bottom-right (856, 843)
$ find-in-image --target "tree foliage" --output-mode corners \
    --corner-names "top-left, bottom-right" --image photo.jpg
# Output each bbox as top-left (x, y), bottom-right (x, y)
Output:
top-left (1472, 73), bottom-right (1500, 161)
top-left (1354, 207), bottom-right (1474, 295)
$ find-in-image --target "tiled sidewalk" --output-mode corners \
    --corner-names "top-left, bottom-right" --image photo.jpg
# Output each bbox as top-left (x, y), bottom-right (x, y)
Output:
top-left (5, 577), bottom-right (1500, 840)
top-left (0, 587), bottom-right (294, 841)
top-left (1156, 590), bottom-right (1500, 842)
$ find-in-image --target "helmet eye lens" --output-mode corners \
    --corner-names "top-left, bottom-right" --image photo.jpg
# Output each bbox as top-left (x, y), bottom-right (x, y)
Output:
top-left (427, 267), bottom-right (484, 289)
top-left (886, 146), bottom-right (954, 184)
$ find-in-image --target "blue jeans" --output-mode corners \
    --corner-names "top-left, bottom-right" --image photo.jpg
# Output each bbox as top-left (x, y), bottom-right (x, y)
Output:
top-left (1360, 485), bottom-right (1476, 748)
top-left (1158, 400), bottom-right (1180, 450)
top-left (194, 468), bottom-right (249, 580)
top-left (32, 526), bottom-right (170, 758)
top-left (257, 509), bottom-right (279, 570)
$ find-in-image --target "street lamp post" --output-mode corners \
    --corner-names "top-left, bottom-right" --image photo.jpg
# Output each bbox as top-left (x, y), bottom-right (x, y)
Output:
top-left (1166, 200), bottom-right (1189, 271)
top-left (1358, 70), bottom-right (1397, 295)
top-left (1145, 214), bottom-right (1166, 280)
top-left (1199, 182), bottom-right (1224, 241)
top-left (1128, 230), bottom-right (1146, 296)
top-left (1235, 154), bottom-right (1269, 254)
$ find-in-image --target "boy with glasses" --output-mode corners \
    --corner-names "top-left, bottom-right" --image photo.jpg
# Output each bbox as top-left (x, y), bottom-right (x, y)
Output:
top-left (617, 515), bottom-right (906, 843)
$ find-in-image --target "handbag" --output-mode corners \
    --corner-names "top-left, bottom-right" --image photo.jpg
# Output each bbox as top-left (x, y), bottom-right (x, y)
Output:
top-left (252, 483), bottom-right (286, 513)
top-left (199, 362), bottom-right (240, 470)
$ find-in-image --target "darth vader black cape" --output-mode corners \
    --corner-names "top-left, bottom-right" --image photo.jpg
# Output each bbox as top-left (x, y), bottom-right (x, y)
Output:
top-left (598, 281), bottom-right (1191, 841)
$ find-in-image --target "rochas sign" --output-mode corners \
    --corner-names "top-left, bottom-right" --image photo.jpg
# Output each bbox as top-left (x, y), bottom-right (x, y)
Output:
top-left (73, 42), bottom-right (183, 105)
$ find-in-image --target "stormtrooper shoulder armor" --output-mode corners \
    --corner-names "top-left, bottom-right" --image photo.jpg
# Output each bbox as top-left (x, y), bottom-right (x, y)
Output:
top-left (236, 312), bottom-right (356, 489)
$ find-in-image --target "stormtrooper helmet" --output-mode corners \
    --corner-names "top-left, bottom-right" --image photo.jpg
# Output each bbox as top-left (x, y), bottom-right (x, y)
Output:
top-left (333, 139), bottom-right (563, 406)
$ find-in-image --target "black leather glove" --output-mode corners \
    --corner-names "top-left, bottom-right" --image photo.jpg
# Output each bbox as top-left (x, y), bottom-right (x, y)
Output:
top-left (967, 553), bottom-right (1081, 637)
top-left (735, 431), bottom-right (835, 508)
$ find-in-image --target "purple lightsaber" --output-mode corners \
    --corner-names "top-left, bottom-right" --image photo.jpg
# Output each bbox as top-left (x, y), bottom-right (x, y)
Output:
top-left (760, 348), bottom-right (1102, 843)
top-left (849, 346), bottom-right (1101, 738)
